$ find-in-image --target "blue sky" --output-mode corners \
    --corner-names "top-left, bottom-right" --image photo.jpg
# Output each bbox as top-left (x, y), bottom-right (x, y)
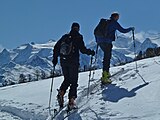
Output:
top-left (0, 0), bottom-right (160, 49)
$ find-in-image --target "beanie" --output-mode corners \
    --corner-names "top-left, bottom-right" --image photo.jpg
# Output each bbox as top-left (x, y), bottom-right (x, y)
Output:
top-left (71, 22), bottom-right (80, 29)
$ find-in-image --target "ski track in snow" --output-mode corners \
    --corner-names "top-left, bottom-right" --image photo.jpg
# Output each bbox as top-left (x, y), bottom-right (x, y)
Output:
top-left (0, 100), bottom-right (48, 120)
top-left (1, 57), bottom-right (160, 120)
top-left (0, 111), bottom-right (22, 120)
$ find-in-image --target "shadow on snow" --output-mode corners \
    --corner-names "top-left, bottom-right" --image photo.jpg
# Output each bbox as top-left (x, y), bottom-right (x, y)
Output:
top-left (102, 83), bottom-right (149, 102)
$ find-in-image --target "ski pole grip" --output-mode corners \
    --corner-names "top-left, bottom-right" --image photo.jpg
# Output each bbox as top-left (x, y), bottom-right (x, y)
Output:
top-left (132, 30), bottom-right (135, 40)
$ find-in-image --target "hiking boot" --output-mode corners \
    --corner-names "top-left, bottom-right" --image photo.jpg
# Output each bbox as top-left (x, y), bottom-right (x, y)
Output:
top-left (67, 97), bottom-right (77, 111)
top-left (102, 71), bottom-right (111, 78)
top-left (101, 71), bottom-right (112, 84)
top-left (57, 89), bottom-right (65, 108)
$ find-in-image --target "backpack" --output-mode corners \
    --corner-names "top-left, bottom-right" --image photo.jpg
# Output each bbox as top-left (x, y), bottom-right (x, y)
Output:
top-left (59, 35), bottom-right (74, 56)
top-left (94, 18), bottom-right (110, 38)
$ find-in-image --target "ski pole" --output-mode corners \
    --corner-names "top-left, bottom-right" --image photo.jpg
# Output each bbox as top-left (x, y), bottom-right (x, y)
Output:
top-left (87, 55), bottom-right (93, 98)
top-left (92, 44), bottom-right (99, 79)
top-left (132, 30), bottom-right (148, 84)
top-left (48, 65), bottom-right (55, 115)
top-left (132, 30), bottom-right (138, 72)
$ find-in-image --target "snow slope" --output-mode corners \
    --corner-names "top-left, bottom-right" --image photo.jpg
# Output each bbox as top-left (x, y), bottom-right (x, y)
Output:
top-left (1, 56), bottom-right (160, 120)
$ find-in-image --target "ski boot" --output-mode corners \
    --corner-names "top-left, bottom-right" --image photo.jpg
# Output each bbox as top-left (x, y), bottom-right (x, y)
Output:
top-left (101, 71), bottom-right (112, 85)
top-left (67, 98), bottom-right (78, 113)
top-left (57, 89), bottom-right (65, 108)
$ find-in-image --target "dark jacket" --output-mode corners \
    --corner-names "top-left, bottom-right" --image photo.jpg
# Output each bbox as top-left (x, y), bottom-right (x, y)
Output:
top-left (96, 18), bottom-right (132, 43)
top-left (53, 30), bottom-right (92, 64)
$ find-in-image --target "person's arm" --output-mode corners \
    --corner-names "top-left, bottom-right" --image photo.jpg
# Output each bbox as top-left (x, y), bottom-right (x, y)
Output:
top-left (52, 35), bottom-right (67, 66)
top-left (53, 39), bottom-right (61, 58)
top-left (79, 35), bottom-right (95, 56)
top-left (53, 35), bottom-right (67, 58)
top-left (116, 22), bottom-right (133, 33)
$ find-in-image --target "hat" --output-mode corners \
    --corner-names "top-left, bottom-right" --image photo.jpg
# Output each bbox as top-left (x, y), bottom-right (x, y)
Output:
top-left (110, 12), bottom-right (119, 19)
top-left (71, 22), bottom-right (80, 29)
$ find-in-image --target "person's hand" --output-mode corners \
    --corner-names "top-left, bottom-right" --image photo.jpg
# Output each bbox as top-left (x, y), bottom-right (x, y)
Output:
top-left (90, 50), bottom-right (95, 56)
top-left (52, 57), bottom-right (58, 66)
top-left (130, 27), bottom-right (135, 31)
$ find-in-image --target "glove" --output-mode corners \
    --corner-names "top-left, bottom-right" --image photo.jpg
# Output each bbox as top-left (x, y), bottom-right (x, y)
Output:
top-left (130, 27), bottom-right (135, 31)
top-left (52, 57), bottom-right (58, 66)
top-left (90, 50), bottom-right (95, 56)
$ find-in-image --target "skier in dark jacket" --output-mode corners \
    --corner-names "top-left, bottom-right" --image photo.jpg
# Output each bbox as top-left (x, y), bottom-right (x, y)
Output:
top-left (96, 12), bottom-right (135, 84)
top-left (52, 22), bottom-right (95, 109)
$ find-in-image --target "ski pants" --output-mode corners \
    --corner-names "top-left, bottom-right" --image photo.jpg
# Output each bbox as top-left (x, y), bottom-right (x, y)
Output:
top-left (98, 42), bottom-right (113, 72)
top-left (60, 61), bottom-right (79, 99)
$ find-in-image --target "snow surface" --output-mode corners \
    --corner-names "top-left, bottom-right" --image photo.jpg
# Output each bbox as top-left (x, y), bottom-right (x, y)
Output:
top-left (1, 56), bottom-right (160, 120)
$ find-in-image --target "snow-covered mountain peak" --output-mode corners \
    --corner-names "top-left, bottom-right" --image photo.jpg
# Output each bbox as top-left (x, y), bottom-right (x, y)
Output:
top-left (32, 40), bottom-right (56, 49)
top-left (1, 49), bottom-right (9, 54)
top-left (27, 55), bottom-right (51, 68)
top-left (3, 61), bottom-right (16, 69)
top-left (0, 49), bottom-right (10, 56)
top-left (13, 43), bottom-right (33, 64)
top-left (113, 36), bottom-right (132, 48)
top-left (48, 39), bottom-right (56, 43)
top-left (140, 38), bottom-right (158, 52)
top-left (37, 48), bottom-right (52, 59)
top-left (15, 43), bottom-right (32, 51)
top-left (0, 49), bottom-right (12, 66)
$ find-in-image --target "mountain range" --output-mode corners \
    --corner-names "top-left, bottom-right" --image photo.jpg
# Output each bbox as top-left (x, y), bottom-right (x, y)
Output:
top-left (0, 35), bottom-right (159, 85)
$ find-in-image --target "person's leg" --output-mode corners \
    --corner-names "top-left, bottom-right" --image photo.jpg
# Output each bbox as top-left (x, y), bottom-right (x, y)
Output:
top-left (66, 64), bottom-right (79, 110)
top-left (68, 64), bottom-right (79, 100)
top-left (59, 63), bottom-right (70, 93)
top-left (57, 63), bottom-right (70, 107)
top-left (98, 43), bottom-right (113, 72)
top-left (98, 43), bottom-right (113, 84)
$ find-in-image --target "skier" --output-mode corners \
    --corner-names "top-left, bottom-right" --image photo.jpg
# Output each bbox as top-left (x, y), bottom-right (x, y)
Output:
top-left (95, 12), bottom-right (135, 84)
top-left (52, 22), bottom-right (95, 110)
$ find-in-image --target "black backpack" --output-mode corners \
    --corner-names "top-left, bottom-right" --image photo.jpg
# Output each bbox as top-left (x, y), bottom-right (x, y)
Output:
top-left (59, 35), bottom-right (74, 56)
top-left (94, 18), bottom-right (110, 38)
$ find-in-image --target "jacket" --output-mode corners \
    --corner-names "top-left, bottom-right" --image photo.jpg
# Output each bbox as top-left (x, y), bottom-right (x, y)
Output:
top-left (53, 30), bottom-right (92, 64)
top-left (96, 18), bottom-right (132, 44)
